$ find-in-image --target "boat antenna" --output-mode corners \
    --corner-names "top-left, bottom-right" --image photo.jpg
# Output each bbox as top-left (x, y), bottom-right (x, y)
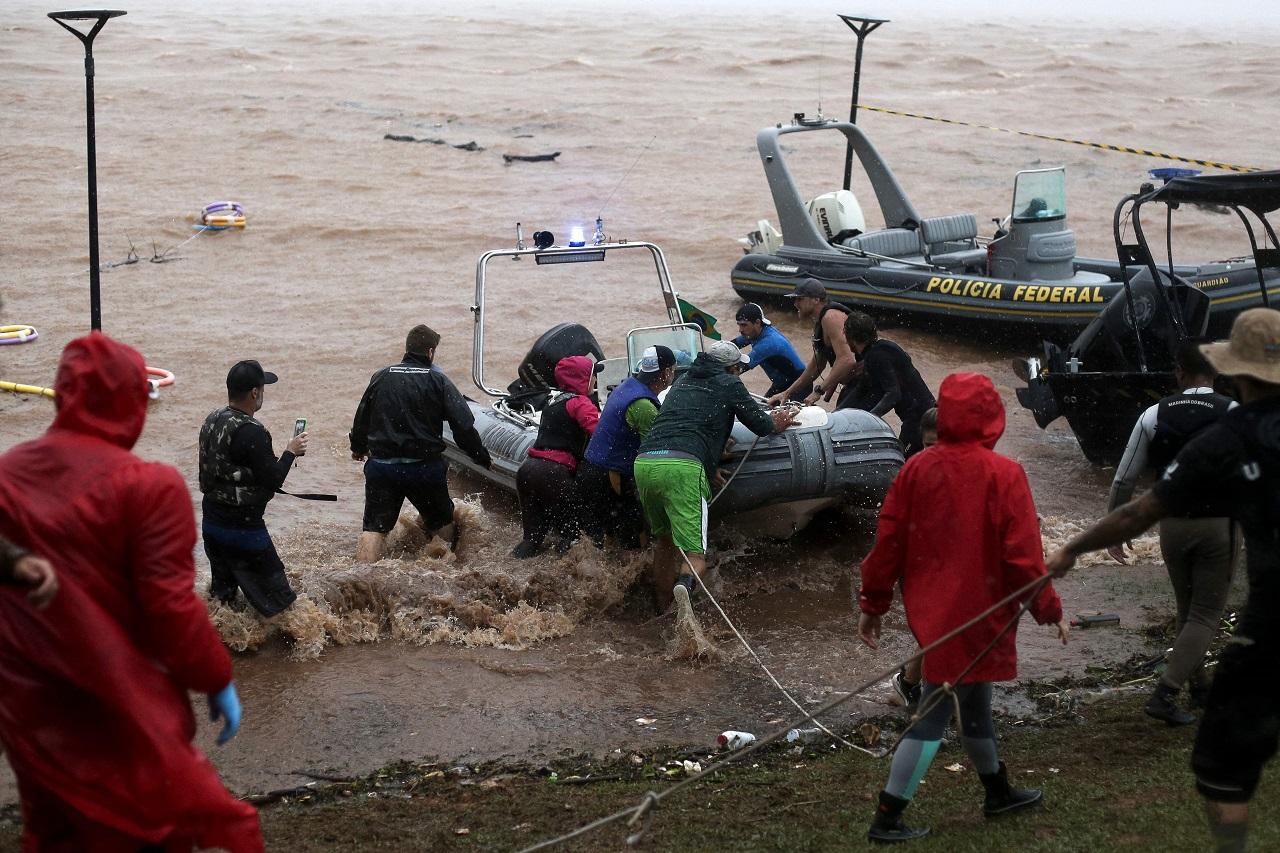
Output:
top-left (838, 13), bottom-right (889, 192)
top-left (597, 134), bottom-right (657, 221)
top-left (816, 39), bottom-right (824, 118)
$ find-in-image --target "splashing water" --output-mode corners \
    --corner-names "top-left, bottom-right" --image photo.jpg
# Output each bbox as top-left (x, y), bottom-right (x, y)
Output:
top-left (206, 495), bottom-right (651, 660)
top-left (1039, 515), bottom-right (1163, 566)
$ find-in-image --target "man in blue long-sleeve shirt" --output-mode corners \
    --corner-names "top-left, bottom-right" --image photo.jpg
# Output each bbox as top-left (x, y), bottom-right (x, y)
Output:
top-left (731, 303), bottom-right (810, 401)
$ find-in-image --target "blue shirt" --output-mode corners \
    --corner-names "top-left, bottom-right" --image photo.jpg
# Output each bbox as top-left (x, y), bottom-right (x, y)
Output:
top-left (732, 325), bottom-right (806, 392)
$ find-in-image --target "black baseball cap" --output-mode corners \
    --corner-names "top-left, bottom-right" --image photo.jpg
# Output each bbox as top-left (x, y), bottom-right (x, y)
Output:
top-left (785, 278), bottom-right (827, 299)
top-left (734, 302), bottom-right (773, 326)
top-left (226, 359), bottom-right (278, 395)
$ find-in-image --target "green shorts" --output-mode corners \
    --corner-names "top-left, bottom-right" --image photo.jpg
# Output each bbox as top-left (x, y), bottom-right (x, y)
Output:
top-left (634, 456), bottom-right (710, 554)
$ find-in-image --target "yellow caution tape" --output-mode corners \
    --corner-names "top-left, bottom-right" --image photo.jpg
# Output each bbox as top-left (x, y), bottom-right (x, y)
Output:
top-left (855, 104), bottom-right (1262, 173)
top-left (0, 380), bottom-right (55, 399)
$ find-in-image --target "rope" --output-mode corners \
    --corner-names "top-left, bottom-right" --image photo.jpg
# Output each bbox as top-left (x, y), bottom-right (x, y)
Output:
top-left (854, 103), bottom-right (1261, 173)
top-left (708, 434), bottom-right (762, 507)
top-left (704, 413), bottom-right (871, 752)
top-left (518, 572), bottom-right (1054, 852)
top-left (681, 547), bottom-right (875, 756)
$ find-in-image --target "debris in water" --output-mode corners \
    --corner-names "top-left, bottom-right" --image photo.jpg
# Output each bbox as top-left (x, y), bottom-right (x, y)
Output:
top-left (503, 151), bottom-right (561, 163)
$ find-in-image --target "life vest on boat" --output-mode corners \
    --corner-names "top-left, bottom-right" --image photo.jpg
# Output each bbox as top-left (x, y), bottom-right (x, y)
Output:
top-left (812, 299), bottom-right (851, 366)
top-left (198, 406), bottom-right (274, 507)
top-left (533, 392), bottom-right (591, 459)
top-left (584, 376), bottom-right (661, 473)
top-left (1149, 390), bottom-right (1234, 471)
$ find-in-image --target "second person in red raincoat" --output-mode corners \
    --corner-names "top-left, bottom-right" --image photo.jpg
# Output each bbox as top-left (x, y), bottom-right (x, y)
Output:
top-left (857, 372), bottom-right (1068, 844)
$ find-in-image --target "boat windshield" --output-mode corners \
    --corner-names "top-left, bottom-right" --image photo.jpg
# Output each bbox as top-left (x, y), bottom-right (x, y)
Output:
top-left (1011, 168), bottom-right (1067, 223)
top-left (626, 324), bottom-right (704, 373)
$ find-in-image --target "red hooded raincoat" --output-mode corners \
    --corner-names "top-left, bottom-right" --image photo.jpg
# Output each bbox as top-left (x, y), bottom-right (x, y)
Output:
top-left (858, 372), bottom-right (1062, 684)
top-left (0, 334), bottom-right (261, 852)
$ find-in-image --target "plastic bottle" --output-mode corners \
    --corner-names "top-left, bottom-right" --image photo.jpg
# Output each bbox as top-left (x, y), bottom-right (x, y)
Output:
top-left (785, 727), bottom-right (824, 744)
top-left (717, 731), bottom-right (756, 749)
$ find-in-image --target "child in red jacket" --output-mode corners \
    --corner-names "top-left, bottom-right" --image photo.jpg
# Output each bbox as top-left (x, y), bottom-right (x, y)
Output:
top-left (857, 373), bottom-right (1068, 843)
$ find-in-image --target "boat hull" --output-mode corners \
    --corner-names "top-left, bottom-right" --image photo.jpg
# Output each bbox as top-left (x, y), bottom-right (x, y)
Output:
top-left (442, 401), bottom-right (903, 537)
top-left (732, 253), bottom-right (1278, 335)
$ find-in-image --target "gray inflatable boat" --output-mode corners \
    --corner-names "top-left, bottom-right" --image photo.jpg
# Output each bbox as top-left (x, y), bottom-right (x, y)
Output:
top-left (442, 236), bottom-right (903, 537)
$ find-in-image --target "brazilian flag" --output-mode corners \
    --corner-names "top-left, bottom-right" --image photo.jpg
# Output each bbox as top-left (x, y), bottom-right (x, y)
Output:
top-left (677, 297), bottom-right (721, 341)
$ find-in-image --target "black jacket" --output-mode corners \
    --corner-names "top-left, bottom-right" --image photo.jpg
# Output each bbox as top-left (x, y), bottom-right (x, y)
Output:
top-left (350, 353), bottom-right (491, 467)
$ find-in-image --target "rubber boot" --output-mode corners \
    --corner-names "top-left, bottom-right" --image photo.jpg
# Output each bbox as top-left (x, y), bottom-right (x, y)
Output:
top-left (867, 791), bottom-right (930, 843)
top-left (979, 762), bottom-right (1042, 816)
top-left (1146, 683), bottom-right (1196, 726)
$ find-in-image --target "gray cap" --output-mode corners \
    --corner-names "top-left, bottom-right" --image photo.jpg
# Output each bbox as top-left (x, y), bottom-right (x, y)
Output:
top-left (705, 340), bottom-right (750, 367)
top-left (785, 277), bottom-right (827, 299)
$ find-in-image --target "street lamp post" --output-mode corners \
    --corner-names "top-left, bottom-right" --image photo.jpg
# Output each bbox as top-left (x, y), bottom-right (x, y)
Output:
top-left (838, 13), bottom-right (888, 192)
top-left (49, 9), bottom-right (126, 332)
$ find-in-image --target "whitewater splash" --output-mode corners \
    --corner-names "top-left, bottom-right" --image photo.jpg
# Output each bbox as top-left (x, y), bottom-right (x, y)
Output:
top-left (1039, 515), bottom-right (1163, 567)
top-left (206, 495), bottom-right (651, 660)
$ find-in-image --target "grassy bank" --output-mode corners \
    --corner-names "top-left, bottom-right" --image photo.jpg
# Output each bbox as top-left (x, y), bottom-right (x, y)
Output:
top-left (250, 694), bottom-right (1275, 851)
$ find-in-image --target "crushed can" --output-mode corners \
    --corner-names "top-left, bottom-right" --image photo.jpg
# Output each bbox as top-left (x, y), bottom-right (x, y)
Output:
top-left (717, 731), bottom-right (756, 750)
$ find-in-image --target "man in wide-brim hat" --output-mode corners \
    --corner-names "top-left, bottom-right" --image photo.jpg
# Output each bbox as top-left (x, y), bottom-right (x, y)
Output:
top-left (1047, 307), bottom-right (1280, 853)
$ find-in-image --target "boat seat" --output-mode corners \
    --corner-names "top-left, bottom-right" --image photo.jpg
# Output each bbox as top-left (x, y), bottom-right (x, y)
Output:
top-left (920, 213), bottom-right (987, 269)
top-left (840, 228), bottom-right (923, 260)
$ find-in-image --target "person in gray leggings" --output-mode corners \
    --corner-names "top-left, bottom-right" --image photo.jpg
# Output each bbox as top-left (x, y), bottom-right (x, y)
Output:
top-left (1107, 340), bottom-right (1238, 725)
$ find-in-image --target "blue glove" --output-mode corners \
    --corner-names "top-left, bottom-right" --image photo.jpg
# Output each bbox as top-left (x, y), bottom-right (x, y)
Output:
top-left (207, 682), bottom-right (242, 746)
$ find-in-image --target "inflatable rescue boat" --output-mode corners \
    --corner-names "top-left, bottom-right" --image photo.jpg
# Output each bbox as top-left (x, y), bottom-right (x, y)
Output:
top-left (441, 236), bottom-right (904, 537)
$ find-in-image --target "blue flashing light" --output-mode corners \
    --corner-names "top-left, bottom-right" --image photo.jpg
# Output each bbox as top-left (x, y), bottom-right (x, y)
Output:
top-left (1149, 167), bottom-right (1201, 184)
top-left (568, 226), bottom-right (585, 247)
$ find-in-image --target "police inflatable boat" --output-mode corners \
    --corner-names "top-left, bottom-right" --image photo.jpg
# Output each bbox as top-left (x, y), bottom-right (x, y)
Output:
top-left (441, 236), bottom-right (904, 537)
top-left (732, 116), bottom-right (1277, 335)
top-left (1013, 170), bottom-right (1280, 465)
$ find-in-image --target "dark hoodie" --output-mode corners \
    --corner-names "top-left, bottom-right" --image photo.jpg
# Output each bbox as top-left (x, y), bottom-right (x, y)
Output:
top-left (858, 373), bottom-right (1062, 684)
top-left (638, 352), bottom-right (776, 475)
top-left (0, 333), bottom-right (261, 850)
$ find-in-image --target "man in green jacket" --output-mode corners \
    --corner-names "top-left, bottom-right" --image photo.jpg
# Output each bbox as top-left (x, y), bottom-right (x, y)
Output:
top-left (634, 340), bottom-right (794, 613)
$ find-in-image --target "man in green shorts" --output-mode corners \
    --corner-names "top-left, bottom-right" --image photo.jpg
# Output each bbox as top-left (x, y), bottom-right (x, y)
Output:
top-left (634, 340), bottom-right (794, 615)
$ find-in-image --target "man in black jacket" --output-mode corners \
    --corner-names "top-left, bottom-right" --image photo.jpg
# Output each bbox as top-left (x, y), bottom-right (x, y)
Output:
top-left (350, 325), bottom-right (491, 562)
top-left (842, 311), bottom-right (936, 455)
top-left (199, 359), bottom-right (308, 615)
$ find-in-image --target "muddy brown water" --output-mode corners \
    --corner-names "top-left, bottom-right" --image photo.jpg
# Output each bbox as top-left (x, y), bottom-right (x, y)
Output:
top-left (0, 0), bottom-right (1273, 801)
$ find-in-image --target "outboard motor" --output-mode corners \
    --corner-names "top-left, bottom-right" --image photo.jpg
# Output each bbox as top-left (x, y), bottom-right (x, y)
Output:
top-left (1015, 269), bottom-right (1209, 430)
top-left (1066, 268), bottom-right (1210, 374)
top-left (506, 323), bottom-right (604, 407)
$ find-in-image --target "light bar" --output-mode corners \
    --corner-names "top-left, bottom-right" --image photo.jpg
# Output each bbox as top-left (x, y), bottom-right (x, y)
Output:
top-left (535, 249), bottom-right (606, 265)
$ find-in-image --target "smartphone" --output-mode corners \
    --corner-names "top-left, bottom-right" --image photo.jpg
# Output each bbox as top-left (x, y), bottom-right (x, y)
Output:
top-left (294, 418), bottom-right (308, 437)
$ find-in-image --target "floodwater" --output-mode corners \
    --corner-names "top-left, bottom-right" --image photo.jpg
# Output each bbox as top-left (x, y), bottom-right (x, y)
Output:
top-left (0, 0), bottom-right (1275, 799)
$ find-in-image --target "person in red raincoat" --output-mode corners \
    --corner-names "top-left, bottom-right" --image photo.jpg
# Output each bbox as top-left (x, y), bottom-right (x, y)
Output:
top-left (857, 372), bottom-right (1068, 844)
top-left (0, 333), bottom-right (262, 853)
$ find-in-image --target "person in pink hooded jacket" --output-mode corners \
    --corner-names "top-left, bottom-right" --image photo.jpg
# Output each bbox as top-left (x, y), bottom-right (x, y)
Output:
top-left (512, 355), bottom-right (599, 558)
top-left (0, 333), bottom-right (262, 852)
top-left (857, 372), bottom-right (1067, 843)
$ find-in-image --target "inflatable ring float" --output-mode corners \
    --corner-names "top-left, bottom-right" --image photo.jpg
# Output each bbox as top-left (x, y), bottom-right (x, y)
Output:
top-left (146, 366), bottom-right (175, 388)
top-left (0, 325), bottom-right (39, 345)
top-left (201, 214), bottom-right (246, 228)
top-left (202, 201), bottom-right (244, 217)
